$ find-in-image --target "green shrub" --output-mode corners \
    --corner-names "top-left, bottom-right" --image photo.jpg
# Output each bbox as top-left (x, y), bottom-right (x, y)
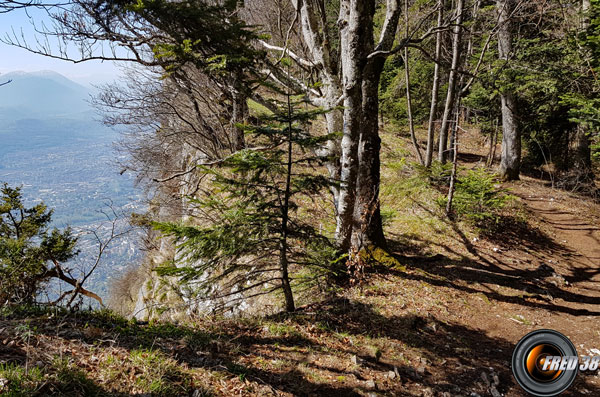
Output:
top-left (0, 184), bottom-right (79, 306)
top-left (415, 161), bottom-right (453, 188)
top-left (441, 168), bottom-right (515, 227)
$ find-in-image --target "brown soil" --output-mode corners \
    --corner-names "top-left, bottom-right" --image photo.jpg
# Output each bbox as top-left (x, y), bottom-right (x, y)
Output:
top-left (395, 172), bottom-right (600, 397)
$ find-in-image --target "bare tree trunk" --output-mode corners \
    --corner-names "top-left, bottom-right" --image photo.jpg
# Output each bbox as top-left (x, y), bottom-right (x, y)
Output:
top-left (487, 117), bottom-right (499, 167)
top-left (323, 108), bottom-right (343, 213)
top-left (461, 0), bottom-right (480, 126)
top-left (231, 77), bottom-right (248, 151)
top-left (446, 104), bottom-right (461, 216)
top-left (438, 0), bottom-right (464, 163)
top-left (294, 0), bottom-right (399, 252)
top-left (352, 57), bottom-right (388, 250)
top-left (571, 0), bottom-right (594, 179)
top-left (315, 80), bottom-right (343, 222)
top-left (404, 0), bottom-right (424, 165)
top-left (583, 0), bottom-right (591, 26)
top-left (293, 0), bottom-right (346, 246)
top-left (336, 101), bottom-right (359, 251)
top-left (425, 0), bottom-right (445, 167)
top-left (336, 0), bottom-right (368, 251)
top-left (279, 90), bottom-right (295, 312)
top-left (497, 0), bottom-right (520, 180)
top-left (320, 76), bottom-right (344, 226)
top-left (346, 0), bottom-right (400, 252)
top-left (498, 93), bottom-right (520, 180)
top-left (572, 125), bottom-right (593, 173)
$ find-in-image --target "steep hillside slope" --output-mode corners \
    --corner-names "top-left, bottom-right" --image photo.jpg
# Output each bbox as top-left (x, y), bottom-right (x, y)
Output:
top-left (1, 126), bottom-right (599, 396)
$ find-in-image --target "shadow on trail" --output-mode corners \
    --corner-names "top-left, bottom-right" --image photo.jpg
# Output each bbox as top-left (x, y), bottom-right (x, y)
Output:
top-left (387, 236), bottom-right (600, 317)
top-left (385, 193), bottom-right (600, 316)
top-left (286, 297), bottom-right (599, 396)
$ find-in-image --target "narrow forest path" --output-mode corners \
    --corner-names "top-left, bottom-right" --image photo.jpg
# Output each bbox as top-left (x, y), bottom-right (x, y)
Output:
top-left (516, 186), bottom-right (600, 268)
top-left (510, 178), bottom-right (600, 308)
top-left (492, 177), bottom-right (600, 394)
top-left (392, 170), bottom-right (600, 395)
top-left (379, 130), bottom-right (600, 396)
top-left (416, 157), bottom-right (600, 395)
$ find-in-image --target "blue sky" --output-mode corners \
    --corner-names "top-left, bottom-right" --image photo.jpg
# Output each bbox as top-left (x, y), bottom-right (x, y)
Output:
top-left (0, 5), bottom-right (122, 86)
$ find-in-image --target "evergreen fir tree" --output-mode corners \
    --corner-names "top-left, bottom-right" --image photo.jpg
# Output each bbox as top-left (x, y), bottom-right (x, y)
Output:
top-left (0, 184), bottom-right (79, 305)
top-left (154, 89), bottom-right (338, 313)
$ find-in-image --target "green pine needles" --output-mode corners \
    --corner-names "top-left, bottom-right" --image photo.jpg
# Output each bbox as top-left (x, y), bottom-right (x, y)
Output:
top-left (437, 168), bottom-right (515, 228)
top-left (154, 94), bottom-right (339, 313)
top-left (0, 184), bottom-right (79, 305)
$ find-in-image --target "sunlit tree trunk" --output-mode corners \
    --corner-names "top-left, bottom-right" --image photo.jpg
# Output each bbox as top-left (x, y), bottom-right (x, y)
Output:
top-left (345, 0), bottom-right (399, 252)
top-left (571, 0), bottom-right (594, 178)
top-left (294, 0), bottom-right (400, 252)
top-left (294, 0), bottom-right (345, 243)
top-left (280, 91), bottom-right (295, 312)
top-left (497, 0), bottom-right (520, 180)
top-left (404, 0), bottom-right (424, 165)
top-left (438, 0), bottom-right (464, 163)
top-left (336, 0), bottom-right (364, 251)
top-left (231, 76), bottom-right (248, 151)
top-left (425, 0), bottom-right (444, 167)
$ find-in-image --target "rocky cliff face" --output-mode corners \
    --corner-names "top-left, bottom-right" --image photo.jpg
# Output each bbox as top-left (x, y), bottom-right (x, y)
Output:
top-left (129, 144), bottom-right (278, 321)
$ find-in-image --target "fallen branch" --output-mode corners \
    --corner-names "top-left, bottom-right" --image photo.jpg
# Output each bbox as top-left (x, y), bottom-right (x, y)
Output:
top-left (46, 260), bottom-right (104, 307)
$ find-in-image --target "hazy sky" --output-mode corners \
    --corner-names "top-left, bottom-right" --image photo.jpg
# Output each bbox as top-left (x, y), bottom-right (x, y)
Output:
top-left (0, 5), bottom-right (123, 86)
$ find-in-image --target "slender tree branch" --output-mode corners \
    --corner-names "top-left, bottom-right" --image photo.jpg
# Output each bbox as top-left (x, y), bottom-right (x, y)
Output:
top-left (259, 40), bottom-right (317, 68)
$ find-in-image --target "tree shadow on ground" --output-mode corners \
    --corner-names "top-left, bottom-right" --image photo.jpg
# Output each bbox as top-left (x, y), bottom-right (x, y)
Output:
top-left (519, 162), bottom-right (555, 182)
top-left (377, 197), bottom-right (600, 393)
top-left (457, 152), bottom-right (487, 164)
top-left (1, 307), bottom-right (366, 396)
top-left (388, 237), bottom-right (600, 317)
top-left (0, 345), bottom-right (124, 397)
top-left (385, 194), bottom-right (600, 316)
top-left (519, 161), bottom-right (600, 201)
top-left (4, 289), bottom-right (599, 397)
top-left (0, 302), bottom-right (548, 396)
top-left (285, 297), bottom-right (599, 396)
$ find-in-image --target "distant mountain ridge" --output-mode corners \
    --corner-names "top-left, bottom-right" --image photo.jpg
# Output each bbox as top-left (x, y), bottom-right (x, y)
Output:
top-left (0, 70), bottom-right (93, 121)
top-left (0, 70), bottom-right (141, 300)
top-left (0, 70), bottom-right (114, 157)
